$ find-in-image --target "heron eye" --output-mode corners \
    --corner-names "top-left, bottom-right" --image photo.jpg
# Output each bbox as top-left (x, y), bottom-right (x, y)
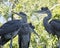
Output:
top-left (41, 7), bottom-right (44, 10)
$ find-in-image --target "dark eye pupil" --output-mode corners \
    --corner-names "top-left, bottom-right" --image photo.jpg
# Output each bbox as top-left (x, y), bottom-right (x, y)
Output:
top-left (41, 7), bottom-right (44, 10)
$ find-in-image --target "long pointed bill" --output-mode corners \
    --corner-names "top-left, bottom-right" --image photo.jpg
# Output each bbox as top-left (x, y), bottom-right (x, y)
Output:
top-left (12, 11), bottom-right (19, 15)
top-left (32, 29), bottom-right (40, 38)
top-left (34, 10), bottom-right (44, 14)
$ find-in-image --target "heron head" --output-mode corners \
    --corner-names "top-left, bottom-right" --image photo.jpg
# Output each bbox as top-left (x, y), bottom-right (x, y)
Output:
top-left (34, 7), bottom-right (50, 14)
top-left (18, 12), bottom-right (27, 17)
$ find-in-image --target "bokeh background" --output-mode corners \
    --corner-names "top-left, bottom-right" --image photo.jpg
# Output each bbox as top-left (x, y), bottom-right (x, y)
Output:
top-left (0, 0), bottom-right (60, 48)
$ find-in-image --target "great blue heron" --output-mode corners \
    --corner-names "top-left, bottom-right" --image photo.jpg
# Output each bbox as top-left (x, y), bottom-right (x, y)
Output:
top-left (35, 7), bottom-right (60, 48)
top-left (14, 12), bottom-right (39, 48)
top-left (0, 12), bottom-right (39, 48)
top-left (0, 12), bottom-right (25, 48)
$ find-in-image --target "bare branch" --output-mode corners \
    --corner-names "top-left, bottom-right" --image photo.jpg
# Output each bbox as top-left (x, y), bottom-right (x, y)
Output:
top-left (50, 4), bottom-right (60, 11)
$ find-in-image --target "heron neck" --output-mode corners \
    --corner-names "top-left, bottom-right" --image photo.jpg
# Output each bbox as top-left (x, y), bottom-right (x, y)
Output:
top-left (43, 11), bottom-right (52, 32)
top-left (45, 12), bottom-right (52, 20)
top-left (21, 16), bottom-right (27, 23)
top-left (43, 11), bottom-right (52, 24)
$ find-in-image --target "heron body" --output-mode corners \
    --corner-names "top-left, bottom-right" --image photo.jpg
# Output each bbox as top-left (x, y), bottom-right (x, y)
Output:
top-left (18, 23), bottom-right (37, 48)
top-left (0, 12), bottom-right (28, 46)
top-left (0, 20), bottom-right (22, 45)
top-left (35, 7), bottom-right (60, 38)
top-left (0, 21), bottom-right (35, 45)
top-left (35, 7), bottom-right (60, 47)
top-left (0, 12), bottom-right (39, 48)
top-left (49, 19), bottom-right (60, 38)
top-left (0, 20), bottom-right (20, 35)
top-left (50, 19), bottom-right (60, 31)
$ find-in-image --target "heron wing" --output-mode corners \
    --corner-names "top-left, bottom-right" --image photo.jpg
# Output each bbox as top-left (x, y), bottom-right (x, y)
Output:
top-left (50, 20), bottom-right (60, 31)
top-left (0, 20), bottom-right (20, 35)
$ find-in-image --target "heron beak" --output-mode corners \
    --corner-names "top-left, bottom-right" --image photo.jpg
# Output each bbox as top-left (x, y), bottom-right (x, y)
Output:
top-left (12, 11), bottom-right (19, 15)
top-left (34, 10), bottom-right (44, 14)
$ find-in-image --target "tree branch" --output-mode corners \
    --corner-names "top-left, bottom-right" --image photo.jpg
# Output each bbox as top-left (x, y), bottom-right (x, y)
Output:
top-left (50, 4), bottom-right (60, 11)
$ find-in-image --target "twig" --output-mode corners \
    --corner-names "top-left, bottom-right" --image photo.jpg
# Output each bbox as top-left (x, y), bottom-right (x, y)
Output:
top-left (50, 4), bottom-right (60, 11)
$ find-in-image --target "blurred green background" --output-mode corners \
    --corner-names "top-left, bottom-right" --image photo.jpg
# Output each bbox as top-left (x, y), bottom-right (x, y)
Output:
top-left (0, 0), bottom-right (60, 48)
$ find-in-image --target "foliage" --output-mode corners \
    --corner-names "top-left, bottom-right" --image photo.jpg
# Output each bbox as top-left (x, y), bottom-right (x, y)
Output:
top-left (0, 0), bottom-right (60, 48)
top-left (0, 3), bottom-right (10, 20)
